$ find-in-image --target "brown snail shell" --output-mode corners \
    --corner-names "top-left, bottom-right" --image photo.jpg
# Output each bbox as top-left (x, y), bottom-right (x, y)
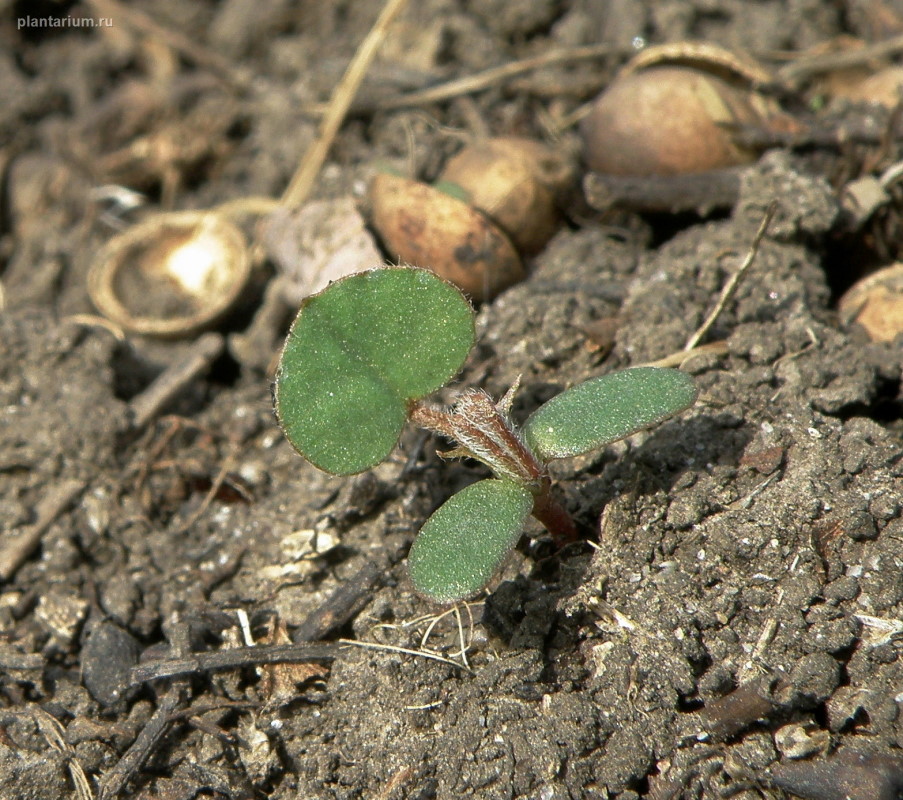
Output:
top-left (368, 172), bottom-right (523, 301)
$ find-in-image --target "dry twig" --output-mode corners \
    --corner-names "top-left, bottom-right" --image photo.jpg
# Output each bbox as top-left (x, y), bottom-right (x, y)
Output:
top-left (584, 168), bottom-right (745, 216)
top-left (97, 683), bottom-right (186, 800)
top-left (291, 558), bottom-right (385, 642)
top-left (128, 641), bottom-right (338, 686)
top-left (0, 479), bottom-right (86, 582)
top-left (642, 340), bottom-right (730, 369)
top-left (128, 333), bottom-right (225, 431)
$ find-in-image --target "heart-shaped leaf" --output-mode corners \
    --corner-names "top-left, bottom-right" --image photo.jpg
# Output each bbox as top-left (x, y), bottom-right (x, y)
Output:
top-left (522, 367), bottom-right (698, 461)
top-left (408, 479), bottom-right (534, 603)
top-left (275, 267), bottom-right (475, 475)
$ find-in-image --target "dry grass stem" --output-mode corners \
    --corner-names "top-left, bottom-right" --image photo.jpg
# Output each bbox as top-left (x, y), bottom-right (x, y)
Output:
top-left (338, 638), bottom-right (473, 672)
top-left (305, 43), bottom-right (617, 116)
top-left (642, 340), bottom-right (730, 368)
top-left (280, 0), bottom-right (412, 209)
top-left (683, 201), bottom-right (777, 351)
top-left (777, 32), bottom-right (903, 86)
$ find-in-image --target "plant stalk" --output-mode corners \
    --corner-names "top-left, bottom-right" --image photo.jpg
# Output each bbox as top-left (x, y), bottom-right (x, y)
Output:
top-left (530, 479), bottom-right (578, 546)
top-left (409, 397), bottom-right (579, 546)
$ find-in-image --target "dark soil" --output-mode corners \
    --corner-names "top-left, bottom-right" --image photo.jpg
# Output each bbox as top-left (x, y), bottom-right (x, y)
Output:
top-left (2, 2), bottom-right (903, 799)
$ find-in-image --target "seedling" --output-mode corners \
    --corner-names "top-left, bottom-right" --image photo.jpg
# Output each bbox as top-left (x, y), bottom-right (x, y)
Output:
top-left (275, 266), bottom-right (698, 603)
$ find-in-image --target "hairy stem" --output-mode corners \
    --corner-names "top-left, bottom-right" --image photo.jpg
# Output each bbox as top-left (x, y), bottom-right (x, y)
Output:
top-left (409, 394), bottom-right (543, 485)
top-left (409, 397), bottom-right (580, 547)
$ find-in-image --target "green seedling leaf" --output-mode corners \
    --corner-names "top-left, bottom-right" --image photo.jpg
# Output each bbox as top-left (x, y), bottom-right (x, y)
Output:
top-left (275, 267), bottom-right (475, 475)
top-left (522, 367), bottom-right (698, 461)
top-left (408, 479), bottom-right (534, 603)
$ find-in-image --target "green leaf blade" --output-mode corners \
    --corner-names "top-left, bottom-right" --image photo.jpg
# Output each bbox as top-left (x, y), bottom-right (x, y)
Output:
top-left (522, 367), bottom-right (698, 461)
top-left (408, 479), bottom-right (534, 603)
top-left (275, 267), bottom-right (475, 474)
top-left (275, 348), bottom-right (405, 475)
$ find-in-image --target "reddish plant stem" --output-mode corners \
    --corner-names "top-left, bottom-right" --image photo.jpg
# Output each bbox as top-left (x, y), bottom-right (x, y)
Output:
top-left (409, 397), bottom-right (580, 547)
top-left (531, 479), bottom-right (578, 546)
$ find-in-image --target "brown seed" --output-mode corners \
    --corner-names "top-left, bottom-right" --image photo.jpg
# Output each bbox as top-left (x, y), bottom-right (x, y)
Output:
top-left (581, 65), bottom-right (773, 176)
top-left (439, 137), bottom-right (573, 254)
top-left (838, 263), bottom-right (903, 342)
top-left (368, 172), bottom-right (523, 301)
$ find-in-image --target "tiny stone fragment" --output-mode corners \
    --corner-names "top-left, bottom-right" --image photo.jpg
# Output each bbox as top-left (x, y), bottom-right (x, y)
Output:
top-left (774, 723), bottom-right (830, 759)
top-left (99, 572), bottom-right (141, 627)
top-left (826, 686), bottom-right (869, 732)
top-left (35, 589), bottom-right (88, 645)
top-left (81, 620), bottom-right (141, 706)
top-left (844, 509), bottom-right (878, 542)
top-left (580, 316), bottom-right (619, 358)
top-left (781, 653), bottom-right (841, 708)
top-left (840, 175), bottom-right (889, 226)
